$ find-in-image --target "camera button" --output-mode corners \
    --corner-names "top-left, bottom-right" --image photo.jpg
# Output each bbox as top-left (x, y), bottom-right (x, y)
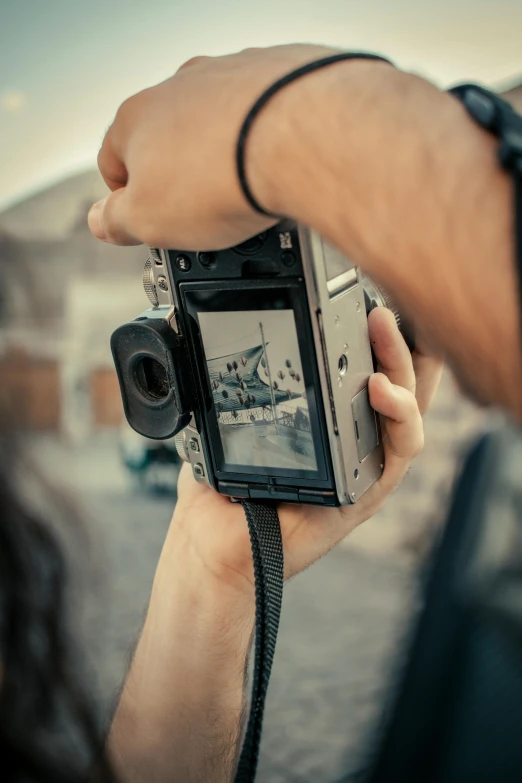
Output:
top-left (175, 254), bottom-right (192, 272)
top-left (281, 250), bottom-right (296, 267)
top-left (197, 251), bottom-right (216, 268)
top-left (193, 463), bottom-right (205, 477)
top-left (189, 438), bottom-right (200, 453)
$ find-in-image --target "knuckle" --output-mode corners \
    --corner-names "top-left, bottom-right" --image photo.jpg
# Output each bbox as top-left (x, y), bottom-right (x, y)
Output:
top-left (113, 90), bottom-right (148, 127)
top-left (96, 145), bottom-right (106, 175)
top-left (96, 143), bottom-right (105, 168)
top-left (178, 55), bottom-right (208, 72)
top-left (114, 95), bottom-right (135, 124)
top-left (97, 125), bottom-right (114, 166)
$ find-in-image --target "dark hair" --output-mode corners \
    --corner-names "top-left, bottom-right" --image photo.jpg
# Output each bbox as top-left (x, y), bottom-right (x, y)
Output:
top-left (0, 438), bottom-right (117, 783)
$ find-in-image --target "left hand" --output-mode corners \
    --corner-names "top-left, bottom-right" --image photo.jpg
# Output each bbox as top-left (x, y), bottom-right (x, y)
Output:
top-left (171, 307), bottom-right (442, 598)
top-left (109, 307), bottom-right (441, 783)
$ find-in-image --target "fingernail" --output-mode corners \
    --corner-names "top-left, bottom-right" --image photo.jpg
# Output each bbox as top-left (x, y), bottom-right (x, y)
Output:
top-left (88, 199), bottom-right (107, 241)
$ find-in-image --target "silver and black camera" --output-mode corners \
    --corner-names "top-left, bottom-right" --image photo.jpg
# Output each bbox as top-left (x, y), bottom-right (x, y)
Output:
top-left (111, 221), bottom-right (406, 506)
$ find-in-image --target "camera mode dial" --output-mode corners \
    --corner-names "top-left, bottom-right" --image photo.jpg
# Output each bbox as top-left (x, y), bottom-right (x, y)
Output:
top-left (174, 432), bottom-right (190, 462)
top-left (143, 257), bottom-right (159, 307)
top-left (360, 275), bottom-right (401, 331)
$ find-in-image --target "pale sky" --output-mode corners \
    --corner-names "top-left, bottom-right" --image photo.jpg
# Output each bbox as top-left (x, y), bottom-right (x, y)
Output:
top-left (1, 0), bottom-right (521, 211)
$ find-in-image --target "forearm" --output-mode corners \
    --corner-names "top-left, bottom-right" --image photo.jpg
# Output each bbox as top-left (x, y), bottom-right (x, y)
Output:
top-left (108, 519), bottom-right (254, 783)
top-left (250, 60), bottom-right (521, 417)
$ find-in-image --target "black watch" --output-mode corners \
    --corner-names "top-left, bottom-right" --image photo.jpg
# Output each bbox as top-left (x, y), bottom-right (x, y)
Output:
top-left (449, 83), bottom-right (522, 333)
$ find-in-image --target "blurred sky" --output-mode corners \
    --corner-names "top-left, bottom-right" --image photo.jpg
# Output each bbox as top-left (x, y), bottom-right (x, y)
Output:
top-left (1, 0), bottom-right (521, 211)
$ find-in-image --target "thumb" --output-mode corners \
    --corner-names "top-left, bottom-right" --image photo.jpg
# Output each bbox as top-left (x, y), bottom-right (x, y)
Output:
top-left (88, 189), bottom-right (142, 246)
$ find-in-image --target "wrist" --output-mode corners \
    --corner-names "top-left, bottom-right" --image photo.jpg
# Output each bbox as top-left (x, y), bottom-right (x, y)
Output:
top-left (139, 523), bottom-right (255, 679)
top-left (109, 537), bottom-right (254, 780)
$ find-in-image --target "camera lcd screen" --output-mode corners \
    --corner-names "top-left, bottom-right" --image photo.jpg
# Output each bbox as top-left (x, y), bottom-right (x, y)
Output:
top-left (183, 284), bottom-right (328, 481)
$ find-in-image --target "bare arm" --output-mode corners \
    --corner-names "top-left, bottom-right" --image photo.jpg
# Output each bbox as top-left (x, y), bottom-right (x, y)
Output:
top-left (90, 46), bottom-right (520, 417)
top-left (108, 522), bottom-right (253, 783)
top-left (248, 59), bottom-right (520, 417)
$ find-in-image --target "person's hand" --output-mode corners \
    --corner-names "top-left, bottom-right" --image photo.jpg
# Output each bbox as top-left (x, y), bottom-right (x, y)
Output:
top-left (88, 44), bottom-right (392, 250)
top-left (171, 307), bottom-right (441, 597)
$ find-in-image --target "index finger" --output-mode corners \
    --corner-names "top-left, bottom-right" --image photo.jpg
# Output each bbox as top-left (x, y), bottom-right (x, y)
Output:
top-left (368, 307), bottom-right (416, 394)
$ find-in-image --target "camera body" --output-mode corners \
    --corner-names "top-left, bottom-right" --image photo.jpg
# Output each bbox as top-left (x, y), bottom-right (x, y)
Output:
top-left (111, 221), bottom-right (401, 506)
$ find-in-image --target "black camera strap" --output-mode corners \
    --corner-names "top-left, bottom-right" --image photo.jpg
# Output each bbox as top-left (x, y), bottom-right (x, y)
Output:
top-left (449, 84), bottom-right (522, 332)
top-left (234, 501), bottom-right (284, 783)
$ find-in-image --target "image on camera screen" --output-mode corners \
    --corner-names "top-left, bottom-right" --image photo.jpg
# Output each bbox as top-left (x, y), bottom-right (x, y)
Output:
top-left (198, 309), bottom-right (318, 472)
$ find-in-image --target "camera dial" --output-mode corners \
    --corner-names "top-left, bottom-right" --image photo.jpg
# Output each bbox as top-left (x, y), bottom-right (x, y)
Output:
top-left (174, 431), bottom-right (190, 462)
top-left (360, 275), bottom-right (401, 329)
top-left (143, 256), bottom-right (159, 307)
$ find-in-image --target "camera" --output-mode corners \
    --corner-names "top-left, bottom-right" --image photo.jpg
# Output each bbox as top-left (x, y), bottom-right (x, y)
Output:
top-left (111, 221), bottom-right (406, 506)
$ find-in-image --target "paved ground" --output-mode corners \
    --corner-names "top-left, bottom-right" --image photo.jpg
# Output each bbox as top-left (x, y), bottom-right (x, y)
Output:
top-left (30, 370), bottom-right (494, 781)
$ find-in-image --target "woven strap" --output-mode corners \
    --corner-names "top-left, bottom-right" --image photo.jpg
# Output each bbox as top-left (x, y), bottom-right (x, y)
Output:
top-left (234, 501), bottom-right (284, 783)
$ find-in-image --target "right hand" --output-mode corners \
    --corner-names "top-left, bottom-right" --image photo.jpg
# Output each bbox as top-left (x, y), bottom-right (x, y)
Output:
top-left (88, 44), bottom-right (386, 250)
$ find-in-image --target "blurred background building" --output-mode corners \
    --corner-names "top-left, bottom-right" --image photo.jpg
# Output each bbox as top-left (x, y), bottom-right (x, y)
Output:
top-left (0, 170), bottom-right (144, 436)
top-left (1, 2), bottom-right (521, 780)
